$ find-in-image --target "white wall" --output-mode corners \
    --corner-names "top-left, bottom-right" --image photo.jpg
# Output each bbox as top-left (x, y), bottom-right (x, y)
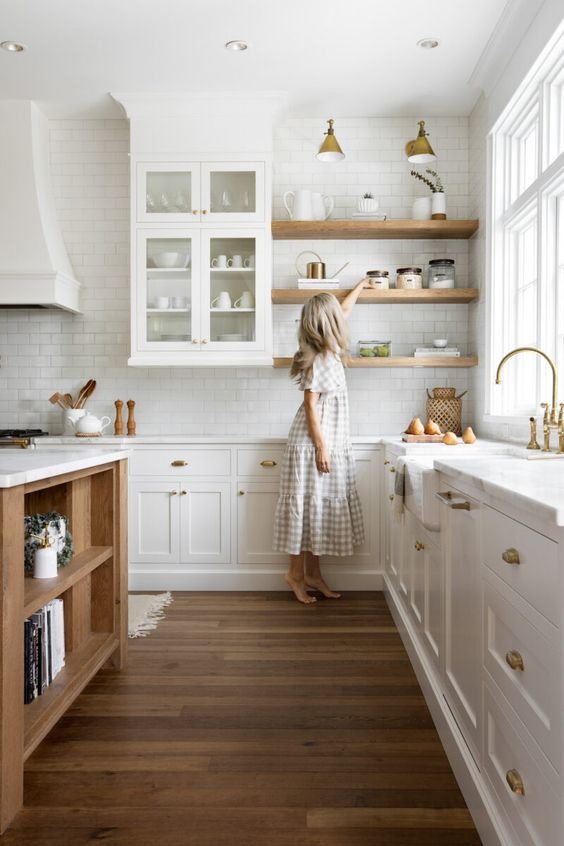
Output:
top-left (0, 115), bottom-right (474, 437)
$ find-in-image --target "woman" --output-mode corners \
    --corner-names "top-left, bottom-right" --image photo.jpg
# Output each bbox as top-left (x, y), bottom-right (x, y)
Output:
top-left (273, 278), bottom-right (375, 604)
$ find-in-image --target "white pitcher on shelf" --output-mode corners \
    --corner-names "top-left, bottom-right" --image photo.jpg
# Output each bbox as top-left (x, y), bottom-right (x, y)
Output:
top-left (283, 189), bottom-right (314, 220)
top-left (312, 192), bottom-right (334, 220)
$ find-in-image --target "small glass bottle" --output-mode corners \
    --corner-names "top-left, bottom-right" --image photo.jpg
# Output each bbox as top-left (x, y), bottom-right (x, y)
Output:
top-left (33, 525), bottom-right (58, 579)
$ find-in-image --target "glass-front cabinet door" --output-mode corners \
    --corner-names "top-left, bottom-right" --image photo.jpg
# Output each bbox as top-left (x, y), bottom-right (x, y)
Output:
top-left (136, 231), bottom-right (200, 350)
top-left (137, 162), bottom-right (200, 223)
top-left (200, 230), bottom-right (264, 350)
top-left (200, 162), bottom-right (264, 222)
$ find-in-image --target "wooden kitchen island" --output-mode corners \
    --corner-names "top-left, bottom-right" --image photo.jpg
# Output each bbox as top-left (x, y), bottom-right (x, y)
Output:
top-left (0, 449), bottom-right (128, 833)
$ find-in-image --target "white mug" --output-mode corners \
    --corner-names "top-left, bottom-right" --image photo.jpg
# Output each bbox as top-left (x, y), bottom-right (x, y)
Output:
top-left (155, 296), bottom-right (170, 309)
top-left (312, 192), bottom-right (334, 220)
top-left (234, 292), bottom-right (255, 309)
top-left (412, 196), bottom-right (432, 221)
top-left (211, 292), bottom-right (232, 309)
top-left (231, 254), bottom-right (243, 268)
top-left (244, 255), bottom-right (255, 268)
top-left (171, 296), bottom-right (188, 309)
top-left (283, 189), bottom-right (314, 220)
top-left (63, 408), bottom-right (86, 435)
top-left (211, 255), bottom-right (232, 268)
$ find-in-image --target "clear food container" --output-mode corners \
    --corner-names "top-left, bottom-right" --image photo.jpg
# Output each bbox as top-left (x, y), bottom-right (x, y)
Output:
top-left (357, 340), bottom-right (392, 358)
top-left (366, 269), bottom-right (390, 289)
top-left (396, 267), bottom-right (422, 289)
top-left (428, 258), bottom-right (455, 288)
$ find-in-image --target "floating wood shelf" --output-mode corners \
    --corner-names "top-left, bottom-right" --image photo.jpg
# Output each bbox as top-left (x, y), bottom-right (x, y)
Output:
top-left (273, 356), bottom-right (478, 369)
top-left (272, 219), bottom-right (479, 240)
top-left (23, 546), bottom-right (113, 619)
top-left (272, 288), bottom-right (479, 305)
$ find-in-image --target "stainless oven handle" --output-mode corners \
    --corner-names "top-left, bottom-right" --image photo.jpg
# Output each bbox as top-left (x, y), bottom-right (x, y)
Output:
top-left (435, 491), bottom-right (471, 510)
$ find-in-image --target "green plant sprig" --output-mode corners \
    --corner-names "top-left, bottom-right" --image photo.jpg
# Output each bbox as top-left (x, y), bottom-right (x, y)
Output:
top-left (410, 169), bottom-right (444, 193)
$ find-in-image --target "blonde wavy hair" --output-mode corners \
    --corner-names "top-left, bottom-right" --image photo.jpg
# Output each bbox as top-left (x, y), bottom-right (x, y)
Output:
top-left (290, 293), bottom-right (349, 383)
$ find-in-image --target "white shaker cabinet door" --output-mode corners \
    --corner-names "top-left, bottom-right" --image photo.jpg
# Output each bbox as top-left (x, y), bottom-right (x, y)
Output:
top-left (237, 482), bottom-right (287, 566)
top-left (129, 480), bottom-right (181, 565)
top-left (440, 483), bottom-right (482, 766)
top-left (179, 482), bottom-right (231, 565)
top-left (325, 450), bottom-right (380, 566)
top-left (423, 536), bottom-right (443, 674)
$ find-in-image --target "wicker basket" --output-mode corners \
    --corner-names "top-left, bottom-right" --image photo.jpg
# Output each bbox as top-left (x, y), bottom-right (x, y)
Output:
top-left (426, 387), bottom-right (467, 436)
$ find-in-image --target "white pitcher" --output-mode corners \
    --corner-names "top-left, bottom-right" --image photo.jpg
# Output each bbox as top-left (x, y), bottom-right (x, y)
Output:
top-left (312, 192), bottom-right (334, 220)
top-left (283, 189), bottom-right (314, 220)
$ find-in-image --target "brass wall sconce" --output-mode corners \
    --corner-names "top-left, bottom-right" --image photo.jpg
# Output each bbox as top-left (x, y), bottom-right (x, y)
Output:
top-left (316, 119), bottom-right (345, 162)
top-left (405, 120), bottom-right (437, 164)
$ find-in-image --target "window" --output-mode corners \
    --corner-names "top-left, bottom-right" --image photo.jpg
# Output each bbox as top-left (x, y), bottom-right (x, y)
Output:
top-left (489, 22), bottom-right (564, 418)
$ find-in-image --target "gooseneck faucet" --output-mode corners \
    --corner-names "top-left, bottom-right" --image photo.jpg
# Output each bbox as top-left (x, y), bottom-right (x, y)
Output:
top-left (495, 347), bottom-right (559, 426)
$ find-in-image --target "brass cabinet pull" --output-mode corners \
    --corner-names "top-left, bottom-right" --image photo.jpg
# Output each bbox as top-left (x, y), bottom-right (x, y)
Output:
top-left (192, 339), bottom-right (200, 344)
top-left (414, 541), bottom-right (425, 551)
top-left (502, 548), bottom-right (521, 565)
top-left (170, 490), bottom-right (178, 496)
top-left (389, 494), bottom-right (394, 501)
top-left (202, 338), bottom-right (209, 344)
top-left (389, 467), bottom-right (396, 473)
top-left (239, 490), bottom-right (245, 496)
top-left (505, 650), bottom-right (525, 671)
top-left (260, 460), bottom-right (278, 467)
top-left (202, 209), bottom-right (208, 214)
top-left (506, 769), bottom-right (525, 795)
top-left (180, 490), bottom-right (188, 496)
top-left (171, 460), bottom-right (188, 467)
top-left (192, 209), bottom-right (198, 215)
top-left (384, 459), bottom-right (390, 465)
top-left (435, 491), bottom-right (471, 510)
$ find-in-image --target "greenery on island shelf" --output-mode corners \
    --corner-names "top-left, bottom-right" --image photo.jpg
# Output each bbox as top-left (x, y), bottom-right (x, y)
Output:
top-left (410, 168), bottom-right (444, 193)
top-left (24, 511), bottom-right (74, 573)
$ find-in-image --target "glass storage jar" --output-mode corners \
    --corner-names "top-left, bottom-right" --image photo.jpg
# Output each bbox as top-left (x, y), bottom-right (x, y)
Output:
top-left (366, 270), bottom-right (389, 289)
top-left (357, 340), bottom-right (392, 358)
top-left (428, 259), bottom-right (455, 288)
top-left (396, 267), bottom-right (422, 289)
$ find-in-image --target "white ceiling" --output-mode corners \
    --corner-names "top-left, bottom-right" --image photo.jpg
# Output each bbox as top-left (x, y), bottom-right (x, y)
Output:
top-left (0, 0), bottom-right (511, 118)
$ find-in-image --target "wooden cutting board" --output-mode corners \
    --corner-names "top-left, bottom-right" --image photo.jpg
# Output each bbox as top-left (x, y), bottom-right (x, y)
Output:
top-left (402, 434), bottom-right (444, 442)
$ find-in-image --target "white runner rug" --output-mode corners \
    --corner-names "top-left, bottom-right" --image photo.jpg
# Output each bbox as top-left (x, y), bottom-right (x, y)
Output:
top-left (128, 592), bottom-right (173, 638)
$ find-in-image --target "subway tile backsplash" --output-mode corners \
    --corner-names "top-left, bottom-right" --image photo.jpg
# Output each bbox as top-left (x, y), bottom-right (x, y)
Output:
top-left (0, 116), bottom-right (473, 436)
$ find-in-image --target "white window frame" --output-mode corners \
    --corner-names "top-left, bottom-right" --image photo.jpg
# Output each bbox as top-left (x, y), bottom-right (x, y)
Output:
top-left (486, 22), bottom-right (564, 422)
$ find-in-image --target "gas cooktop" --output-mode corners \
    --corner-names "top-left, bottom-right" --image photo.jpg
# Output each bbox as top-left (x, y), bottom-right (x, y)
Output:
top-left (0, 429), bottom-right (49, 438)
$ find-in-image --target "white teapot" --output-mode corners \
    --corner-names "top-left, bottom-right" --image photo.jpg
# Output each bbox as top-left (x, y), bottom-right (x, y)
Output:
top-left (71, 412), bottom-right (111, 435)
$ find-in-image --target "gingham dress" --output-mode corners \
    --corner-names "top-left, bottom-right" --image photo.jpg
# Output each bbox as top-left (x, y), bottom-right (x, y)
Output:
top-left (272, 352), bottom-right (365, 557)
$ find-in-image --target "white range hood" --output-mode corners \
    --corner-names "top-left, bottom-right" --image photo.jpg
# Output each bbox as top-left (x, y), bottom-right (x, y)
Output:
top-left (0, 101), bottom-right (81, 313)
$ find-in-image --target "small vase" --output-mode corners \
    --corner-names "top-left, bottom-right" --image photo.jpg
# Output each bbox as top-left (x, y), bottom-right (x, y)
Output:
top-left (358, 197), bottom-right (379, 213)
top-left (431, 192), bottom-right (447, 220)
top-left (412, 196), bottom-right (432, 221)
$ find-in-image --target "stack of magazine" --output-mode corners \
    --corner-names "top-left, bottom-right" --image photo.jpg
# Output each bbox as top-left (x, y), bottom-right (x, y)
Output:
top-left (24, 598), bottom-right (65, 704)
top-left (414, 346), bottom-right (461, 358)
top-left (297, 278), bottom-right (340, 290)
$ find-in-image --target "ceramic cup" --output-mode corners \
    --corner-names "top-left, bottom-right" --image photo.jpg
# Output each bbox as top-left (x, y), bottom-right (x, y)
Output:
top-left (63, 408), bottom-right (86, 436)
top-left (211, 255), bottom-right (232, 269)
top-left (412, 196), bottom-right (432, 221)
top-left (171, 296), bottom-right (188, 309)
top-left (234, 292), bottom-right (255, 309)
top-left (155, 296), bottom-right (170, 309)
top-left (211, 292), bottom-right (232, 309)
top-left (231, 254), bottom-right (243, 268)
top-left (244, 255), bottom-right (255, 268)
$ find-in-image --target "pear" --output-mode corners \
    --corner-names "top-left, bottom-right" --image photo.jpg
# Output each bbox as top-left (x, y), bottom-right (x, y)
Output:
top-left (462, 426), bottom-right (477, 444)
top-left (442, 432), bottom-right (458, 445)
top-left (406, 417), bottom-right (425, 435)
top-left (424, 419), bottom-right (441, 435)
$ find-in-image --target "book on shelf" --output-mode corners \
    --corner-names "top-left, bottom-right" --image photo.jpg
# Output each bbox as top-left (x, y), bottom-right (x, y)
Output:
top-left (414, 348), bottom-right (461, 358)
top-left (24, 598), bottom-right (65, 704)
top-left (350, 212), bottom-right (387, 220)
top-left (297, 278), bottom-right (340, 290)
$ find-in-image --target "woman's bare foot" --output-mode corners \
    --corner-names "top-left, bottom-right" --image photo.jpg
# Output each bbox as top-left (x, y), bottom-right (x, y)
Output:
top-left (305, 576), bottom-right (341, 599)
top-left (285, 573), bottom-right (317, 604)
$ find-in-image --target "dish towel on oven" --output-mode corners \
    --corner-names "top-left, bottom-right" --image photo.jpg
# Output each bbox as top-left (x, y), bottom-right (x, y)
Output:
top-left (392, 456), bottom-right (407, 521)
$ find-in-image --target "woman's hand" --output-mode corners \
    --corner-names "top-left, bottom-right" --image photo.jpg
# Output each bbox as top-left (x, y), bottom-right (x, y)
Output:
top-left (315, 445), bottom-right (331, 474)
top-left (362, 276), bottom-right (377, 289)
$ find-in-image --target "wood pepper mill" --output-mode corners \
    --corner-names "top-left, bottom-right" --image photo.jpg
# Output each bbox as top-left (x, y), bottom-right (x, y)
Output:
top-left (126, 400), bottom-right (136, 436)
top-left (114, 400), bottom-right (124, 435)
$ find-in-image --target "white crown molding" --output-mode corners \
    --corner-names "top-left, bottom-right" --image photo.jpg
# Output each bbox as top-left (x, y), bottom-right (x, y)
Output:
top-left (468, 0), bottom-right (544, 96)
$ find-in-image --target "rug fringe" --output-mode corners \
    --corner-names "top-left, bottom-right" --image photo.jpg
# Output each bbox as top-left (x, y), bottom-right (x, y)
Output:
top-left (128, 591), bottom-right (173, 638)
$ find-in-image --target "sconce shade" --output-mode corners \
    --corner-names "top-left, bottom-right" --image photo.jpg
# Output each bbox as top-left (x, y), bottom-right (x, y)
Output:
top-left (405, 120), bottom-right (436, 163)
top-left (317, 118), bottom-right (345, 162)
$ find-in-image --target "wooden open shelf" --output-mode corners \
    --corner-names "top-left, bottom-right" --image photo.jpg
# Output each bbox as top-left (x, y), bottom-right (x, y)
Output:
top-left (272, 287), bottom-right (479, 305)
top-left (24, 632), bottom-right (118, 759)
top-left (23, 546), bottom-right (113, 619)
top-left (273, 356), bottom-right (478, 369)
top-left (272, 219), bottom-right (479, 240)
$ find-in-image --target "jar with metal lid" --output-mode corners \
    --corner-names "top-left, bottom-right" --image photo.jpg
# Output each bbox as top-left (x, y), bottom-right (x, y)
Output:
top-left (396, 267), bottom-right (422, 289)
top-left (428, 259), bottom-right (455, 289)
top-left (366, 270), bottom-right (389, 289)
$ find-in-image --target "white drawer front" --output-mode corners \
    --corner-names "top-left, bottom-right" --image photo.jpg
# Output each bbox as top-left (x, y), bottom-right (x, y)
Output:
top-left (484, 683), bottom-right (560, 846)
top-left (237, 448), bottom-right (285, 478)
top-left (483, 579), bottom-right (560, 770)
top-left (131, 448), bottom-right (231, 477)
top-left (483, 506), bottom-right (558, 623)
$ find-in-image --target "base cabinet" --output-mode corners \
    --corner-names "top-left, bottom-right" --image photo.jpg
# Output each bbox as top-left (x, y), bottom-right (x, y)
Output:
top-left (237, 482), bottom-right (287, 566)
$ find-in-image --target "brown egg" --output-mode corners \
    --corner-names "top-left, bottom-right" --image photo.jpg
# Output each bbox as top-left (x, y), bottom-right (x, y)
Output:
top-left (442, 432), bottom-right (458, 445)
top-left (424, 419), bottom-right (441, 435)
top-left (406, 417), bottom-right (425, 435)
top-left (462, 426), bottom-right (477, 444)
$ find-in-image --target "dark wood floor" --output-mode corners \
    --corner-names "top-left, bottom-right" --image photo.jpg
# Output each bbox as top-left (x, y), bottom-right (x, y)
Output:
top-left (6, 592), bottom-right (482, 845)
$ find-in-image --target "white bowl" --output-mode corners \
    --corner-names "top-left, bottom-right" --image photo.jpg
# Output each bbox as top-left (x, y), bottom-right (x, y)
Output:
top-left (433, 339), bottom-right (448, 348)
top-left (153, 251), bottom-right (190, 269)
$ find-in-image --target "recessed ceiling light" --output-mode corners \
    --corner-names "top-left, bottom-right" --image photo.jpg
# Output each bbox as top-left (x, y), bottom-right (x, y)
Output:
top-left (0, 40), bottom-right (26, 53)
top-left (417, 38), bottom-right (439, 49)
top-left (225, 40), bottom-right (248, 51)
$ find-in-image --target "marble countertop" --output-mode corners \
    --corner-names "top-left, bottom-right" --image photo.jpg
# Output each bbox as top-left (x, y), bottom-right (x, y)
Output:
top-left (39, 434), bottom-right (389, 445)
top-left (0, 448), bottom-right (129, 488)
top-left (434, 455), bottom-right (564, 526)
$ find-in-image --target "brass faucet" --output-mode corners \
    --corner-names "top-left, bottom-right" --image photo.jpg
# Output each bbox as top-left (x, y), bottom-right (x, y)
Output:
top-left (495, 347), bottom-right (561, 450)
